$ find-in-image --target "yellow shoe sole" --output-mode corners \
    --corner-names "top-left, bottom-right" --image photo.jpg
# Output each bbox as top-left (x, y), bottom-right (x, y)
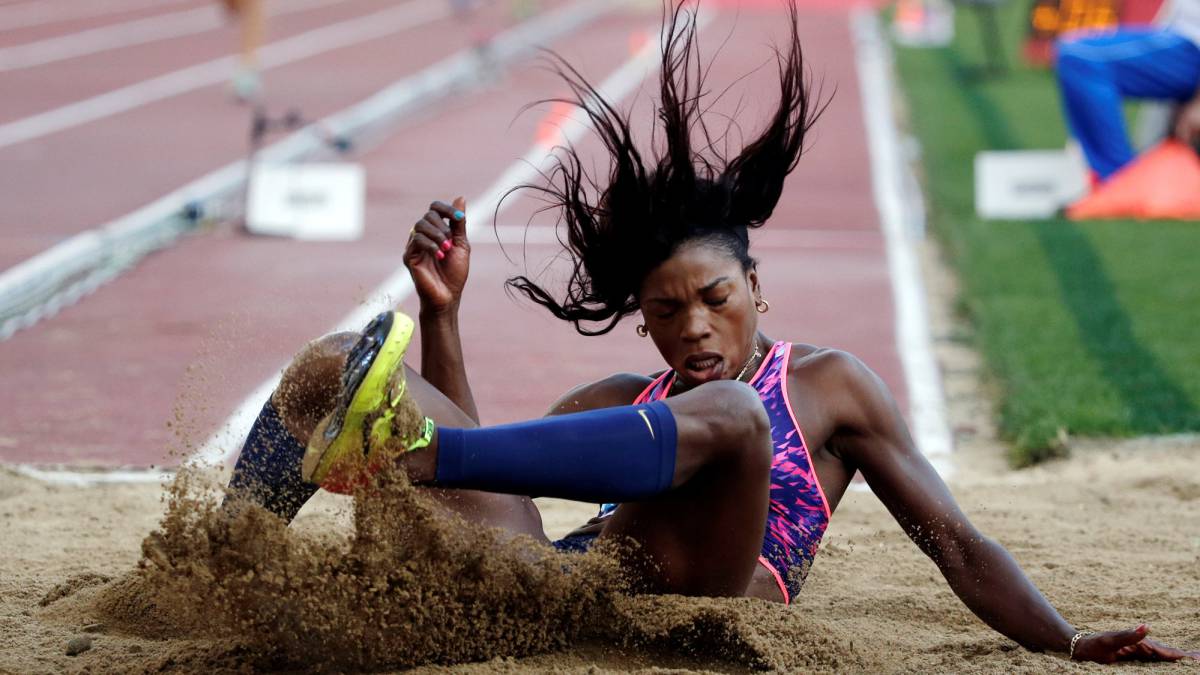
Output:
top-left (302, 311), bottom-right (414, 490)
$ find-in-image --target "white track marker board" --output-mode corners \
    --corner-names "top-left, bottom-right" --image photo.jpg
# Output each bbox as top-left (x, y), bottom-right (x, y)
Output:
top-left (246, 162), bottom-right (365, 240)
top-left (974, 149), bottom-right (1087, 219)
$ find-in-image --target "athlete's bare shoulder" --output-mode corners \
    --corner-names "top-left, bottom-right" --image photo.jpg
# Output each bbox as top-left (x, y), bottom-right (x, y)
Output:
top-left (785, 343), bottom-right (863, 381)
top-left (546, 372), bottom-right (653, 416)
top-left (786, 341), bottom-right (889, 406)
top-left (785, 342), bottom-right (899, 431)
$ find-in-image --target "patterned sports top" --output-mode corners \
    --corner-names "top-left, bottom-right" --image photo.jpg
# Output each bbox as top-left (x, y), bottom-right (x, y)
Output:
top-left (600, 340), bottom-right (831, 603)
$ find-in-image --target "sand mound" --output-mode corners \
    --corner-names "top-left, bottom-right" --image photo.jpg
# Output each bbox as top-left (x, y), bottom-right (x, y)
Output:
top-left (86, 468), bottom-right (633, 671)
top-left (31, 463), bottom-right (834, 671)
top-left (19, 462), bottom-right (871, 673)
top-left (610, 595), bottom-right (867, 671)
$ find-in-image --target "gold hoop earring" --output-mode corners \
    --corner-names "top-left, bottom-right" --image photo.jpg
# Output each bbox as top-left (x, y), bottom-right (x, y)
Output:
top-left (755, 298), bottom-right (769, 314)
top-left (636, 324), bottom-right (649, 337)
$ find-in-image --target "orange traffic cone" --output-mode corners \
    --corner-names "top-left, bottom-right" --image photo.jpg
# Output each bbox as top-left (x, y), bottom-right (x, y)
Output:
top-left (1067, 141), bottom-right (1200, 220)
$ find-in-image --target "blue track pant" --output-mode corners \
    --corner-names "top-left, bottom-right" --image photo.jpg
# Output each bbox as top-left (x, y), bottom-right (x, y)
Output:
top-left (1055, 28), bottom-right (1200, 179)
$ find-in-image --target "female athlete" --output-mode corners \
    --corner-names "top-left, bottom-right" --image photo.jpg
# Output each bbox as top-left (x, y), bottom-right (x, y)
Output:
top-left (225, 3), bottom-right (1198, 664)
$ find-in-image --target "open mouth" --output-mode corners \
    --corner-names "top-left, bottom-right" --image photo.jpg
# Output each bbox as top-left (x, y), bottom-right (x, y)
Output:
top-left (683, 352), bottom-right (724, 382)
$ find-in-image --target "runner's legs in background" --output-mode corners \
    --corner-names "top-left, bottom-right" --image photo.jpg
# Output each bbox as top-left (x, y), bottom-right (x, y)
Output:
top-left (221, 0), bottom-right (265, 102)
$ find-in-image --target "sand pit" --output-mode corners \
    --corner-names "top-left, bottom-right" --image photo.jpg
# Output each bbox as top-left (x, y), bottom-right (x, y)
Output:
top-left (3, 430), bottom-right (1198, 673)
top-left (3, 249), bottom-right (1199, 673)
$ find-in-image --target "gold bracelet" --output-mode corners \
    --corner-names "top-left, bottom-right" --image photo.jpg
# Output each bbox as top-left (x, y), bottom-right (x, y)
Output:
top-left (1069, 630), bottom-right (1094, 660)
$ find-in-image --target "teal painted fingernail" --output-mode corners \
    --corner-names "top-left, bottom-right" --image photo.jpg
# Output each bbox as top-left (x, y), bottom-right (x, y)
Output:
top-left (453, 210), bottom-right (465, 221)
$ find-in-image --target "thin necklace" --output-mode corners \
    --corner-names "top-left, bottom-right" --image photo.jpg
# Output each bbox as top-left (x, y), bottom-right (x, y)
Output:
top-left (670, 338), bottom-right (763, 395)
top-left (733, 340), bottom-right (763, 382)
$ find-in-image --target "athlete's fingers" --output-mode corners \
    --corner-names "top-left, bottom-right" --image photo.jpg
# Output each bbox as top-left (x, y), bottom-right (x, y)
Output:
top-left (416, 214), bottom-right (451, 247)
top-left (1137, 639), bottom-right (1200, 661)
top-left (407, 230), bottom-right (445, 261)
top-left (1096, 625), bottom-right (1150, 652)
top-left (429, 199), bottom-right (467, 243)
top-left (1114, 643), bottom-right (1141, 658)
top-left (450, 196), bottom-right (468, 240)
top-left (428, 200), bottom-right (460, 226)
top-left (1073, 625), bottom-right (1149, 662)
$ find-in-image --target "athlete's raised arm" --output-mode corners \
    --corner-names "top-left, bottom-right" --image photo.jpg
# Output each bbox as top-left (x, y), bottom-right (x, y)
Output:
top-left (820, 351), bottom-right (1199, 664)
top-left (404, 197), bottom-right (479, 423)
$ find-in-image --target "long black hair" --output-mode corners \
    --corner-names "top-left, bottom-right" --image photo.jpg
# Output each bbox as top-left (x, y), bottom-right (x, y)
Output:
top-left (505, 1), bottom-right (826, 336)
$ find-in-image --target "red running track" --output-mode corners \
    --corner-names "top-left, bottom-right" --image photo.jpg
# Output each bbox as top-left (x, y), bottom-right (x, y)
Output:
top-left (0, 0), bottom-right (901, 470)
top-left (0, 0), bottom-right (567, 269)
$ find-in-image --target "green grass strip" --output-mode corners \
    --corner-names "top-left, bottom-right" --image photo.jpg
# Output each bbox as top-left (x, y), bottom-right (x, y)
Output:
top-left (891, 2), bottom-right (1200, 463)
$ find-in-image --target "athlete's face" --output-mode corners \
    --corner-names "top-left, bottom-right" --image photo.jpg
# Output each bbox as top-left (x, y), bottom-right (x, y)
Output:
top-left (638, 241), bottom-right (761, 388)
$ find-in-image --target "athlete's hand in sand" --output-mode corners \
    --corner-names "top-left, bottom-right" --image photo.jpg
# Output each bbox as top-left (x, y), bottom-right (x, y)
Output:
top-left (1072, 624), bottom-right (1200, 663)
top-left (405, 197), bottom-right (470, 315)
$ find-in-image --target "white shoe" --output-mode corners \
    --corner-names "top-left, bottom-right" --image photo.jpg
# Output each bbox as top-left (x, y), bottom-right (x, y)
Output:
top-left (231, 68), bottom-right (262, 103)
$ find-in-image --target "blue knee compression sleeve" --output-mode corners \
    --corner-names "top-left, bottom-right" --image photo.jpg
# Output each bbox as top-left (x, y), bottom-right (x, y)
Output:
top-left (434, 401), bottom-right (677, 503)
top-left (224, 399), bottom-right (318, 522)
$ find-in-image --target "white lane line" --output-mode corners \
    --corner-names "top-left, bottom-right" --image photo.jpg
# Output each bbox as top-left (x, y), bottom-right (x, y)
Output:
top-left (0, 0), bottom-right (452, 150)
top-left (851, 8), bottom-right (954, 477)
top-left (191, 9), bottom-right (715, 471)
top-left (0, 0), bottom-right (608, 342)
top-left (475, 224), bottom-right (883, 249)
top-left (0, 0), bottom-right (195, 33)
top-left (0, 0), bottom-right (350, 72)
top-left (10, 465), bottom-right (171, 486)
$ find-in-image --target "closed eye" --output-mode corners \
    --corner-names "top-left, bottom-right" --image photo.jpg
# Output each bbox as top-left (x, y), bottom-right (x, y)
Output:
top-left (705, 296), bottom-right (729, 308)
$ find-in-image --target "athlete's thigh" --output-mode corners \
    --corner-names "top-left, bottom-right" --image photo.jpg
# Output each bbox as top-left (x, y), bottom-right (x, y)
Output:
top-left (598, 462), bottom-right (769, 597)
top-left (404, 364), bottom-right (479, 429)
top-left (403, 365), bottom-right (548, 542)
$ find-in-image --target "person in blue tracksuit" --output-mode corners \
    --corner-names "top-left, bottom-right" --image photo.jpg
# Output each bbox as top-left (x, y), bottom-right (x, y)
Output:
top-left (1055, 0), bottom-right (1200, 180)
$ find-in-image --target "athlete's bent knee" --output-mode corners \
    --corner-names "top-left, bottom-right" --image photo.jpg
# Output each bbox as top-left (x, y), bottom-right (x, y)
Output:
top-left (273, 331), bottom-right (358, 440)
top-left (695, 380), bottom-right (771, 466)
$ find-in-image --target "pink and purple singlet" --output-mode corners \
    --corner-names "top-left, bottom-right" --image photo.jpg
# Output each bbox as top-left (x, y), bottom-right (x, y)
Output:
top-left (600, 340), bottom-right (831, 603)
